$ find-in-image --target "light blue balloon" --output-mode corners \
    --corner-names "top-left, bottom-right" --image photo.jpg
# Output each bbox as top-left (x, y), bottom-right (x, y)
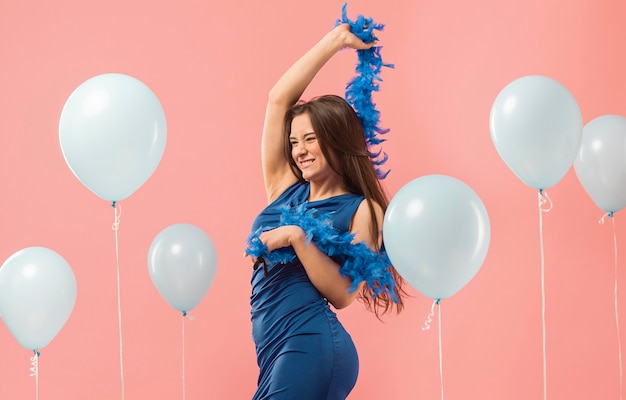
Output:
top-left (0, 247), bottom-right (77, 351)
top-left (574, 114), bottom-right (626, 213)
top-left (148, 224), bottom-right (218, 313)
top-left (59, 73), bottom-right (167, 202)
top-left (490, 75), bottom-right (583, 190)
top-left (383, 175), bottom-right (491, 300)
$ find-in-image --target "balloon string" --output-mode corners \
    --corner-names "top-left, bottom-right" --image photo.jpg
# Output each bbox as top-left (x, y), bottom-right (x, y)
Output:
top-left (438, 301), bottom-right (444, 400)
top-left (538, 190), bottom-right (550, 400)
top-left (420, 299), bottom-right (444, 399)
top-left (609, 214), bottom-right (623, 400)
top-left (112, 203), bottom-right (125, 400)
top-left (182, 312), bottom-right (187, 400)
top-left (599, 211), bottom-right (622, 399)
top-left (29, 350), bottom-right (39, 400)
top-left (421, 299), bottom-right (440, 331)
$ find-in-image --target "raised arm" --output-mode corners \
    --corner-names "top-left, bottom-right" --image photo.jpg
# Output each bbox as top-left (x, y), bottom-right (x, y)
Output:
top-left (261, 24), bottom-right (376, 203)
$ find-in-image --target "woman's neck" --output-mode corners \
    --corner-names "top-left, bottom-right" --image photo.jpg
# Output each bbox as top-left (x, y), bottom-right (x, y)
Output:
top-left (307, 177), bottom-right (348, 202)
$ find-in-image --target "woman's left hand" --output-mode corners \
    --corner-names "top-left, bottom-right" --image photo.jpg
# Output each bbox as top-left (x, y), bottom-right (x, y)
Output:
top-left (259, 225), bottom-right (305, 253)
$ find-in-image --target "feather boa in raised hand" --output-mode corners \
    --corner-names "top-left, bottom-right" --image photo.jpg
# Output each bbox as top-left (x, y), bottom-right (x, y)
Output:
top-left (337, 3), bottom-right (393, 179)
top-left (246, 204), bottom-right (398, 302)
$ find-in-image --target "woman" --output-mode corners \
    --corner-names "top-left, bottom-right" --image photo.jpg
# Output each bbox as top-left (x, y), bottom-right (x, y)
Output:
top-left (246, 23), bottom-right (406, 400)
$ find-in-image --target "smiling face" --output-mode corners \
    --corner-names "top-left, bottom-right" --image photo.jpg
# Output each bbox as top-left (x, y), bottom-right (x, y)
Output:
top-left (289, 113), bottom-right (336, 183)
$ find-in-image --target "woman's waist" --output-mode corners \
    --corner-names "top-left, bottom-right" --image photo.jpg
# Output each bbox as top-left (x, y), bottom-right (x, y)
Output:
top-left (251, 296), bottom-right (338, 344)
top-left (251, 278), bottom-right (325, 313)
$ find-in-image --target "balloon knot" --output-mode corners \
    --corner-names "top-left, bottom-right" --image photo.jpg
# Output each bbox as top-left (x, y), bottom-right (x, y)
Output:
top-left (599, 212), bottom-right (614, 224)
top-left (182, 311), bottom-right (187, 317)
top-left (111, 201), bottom-right (116, 208)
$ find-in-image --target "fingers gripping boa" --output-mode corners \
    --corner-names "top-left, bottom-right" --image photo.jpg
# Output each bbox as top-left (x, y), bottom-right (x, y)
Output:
top-left (246, 204), bottom-right (398, 302)
top-left (337, 3), bottom-right (393, 179)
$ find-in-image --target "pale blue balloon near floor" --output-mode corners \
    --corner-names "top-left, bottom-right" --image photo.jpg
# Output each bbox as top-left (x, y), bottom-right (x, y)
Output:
top-left (59, 73), bottom-right (167, 202)
top-left (490, 75), bottom-right (583, 190)
top-left (147, 224), bottom-right (218, 313)
top-left (383, 175), bottom-right (491, 300)
top-left (0, 247), bottom-right (77, 351)
top-left (574, 114), bottom-right (626, 214)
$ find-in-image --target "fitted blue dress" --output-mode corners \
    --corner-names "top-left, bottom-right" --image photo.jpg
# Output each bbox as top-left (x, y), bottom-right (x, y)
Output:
top-left (248, 182), bottom-right (364, 400)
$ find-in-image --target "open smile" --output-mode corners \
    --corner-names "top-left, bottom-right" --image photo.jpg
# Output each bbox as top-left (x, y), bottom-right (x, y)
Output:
top-left (299, 159), bottom-right (315, 168)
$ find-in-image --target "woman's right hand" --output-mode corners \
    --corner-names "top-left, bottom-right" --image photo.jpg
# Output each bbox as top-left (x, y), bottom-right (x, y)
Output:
top-left (332, 23), bottom-right (378, 51)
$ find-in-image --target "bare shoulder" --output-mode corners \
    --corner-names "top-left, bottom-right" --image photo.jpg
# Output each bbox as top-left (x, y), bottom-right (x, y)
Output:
top-left (351, 199), bottom-right (384, 248)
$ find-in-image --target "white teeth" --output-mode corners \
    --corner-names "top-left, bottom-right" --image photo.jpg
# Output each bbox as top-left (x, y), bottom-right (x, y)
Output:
top-left (300, 160), bottom-right (314, 167)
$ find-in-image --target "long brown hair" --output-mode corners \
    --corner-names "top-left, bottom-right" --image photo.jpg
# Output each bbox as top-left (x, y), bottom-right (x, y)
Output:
top-left (284, 94), bottom-right (407, 317)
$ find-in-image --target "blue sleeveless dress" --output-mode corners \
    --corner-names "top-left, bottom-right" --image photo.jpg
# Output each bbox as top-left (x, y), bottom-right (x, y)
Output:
top-left (249, 182), bottom-right (363, 400)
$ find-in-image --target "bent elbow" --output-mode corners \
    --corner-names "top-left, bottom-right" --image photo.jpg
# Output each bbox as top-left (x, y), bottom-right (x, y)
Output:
top-left (332, 301), bottom-right (350, 310)
top-left (267, 87), bottom-right (292, 108)
top-left (328, 295), bottom-right (356, 310)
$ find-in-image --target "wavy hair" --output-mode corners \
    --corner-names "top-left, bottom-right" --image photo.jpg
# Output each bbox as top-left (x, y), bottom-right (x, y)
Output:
top-left (283, 94), bottom-right (407, 316)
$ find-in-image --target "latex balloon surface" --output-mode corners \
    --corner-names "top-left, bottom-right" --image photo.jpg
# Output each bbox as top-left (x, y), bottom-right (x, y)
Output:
top-left (148, 224), bottom-right (218, 313)
top-left (574, 114), bottom-right (626, 213)
top-left (383, 175), bottom-right (491, 299)
top-left (0, 247), bottom-right (77, 351)
top-left (490, 75), bottom-right (583, 190)
top-left (59, 73), bottom-right (167, 202)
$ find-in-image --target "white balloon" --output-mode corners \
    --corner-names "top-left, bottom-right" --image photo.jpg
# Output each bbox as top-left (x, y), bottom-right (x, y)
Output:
top-left (59, 73), bottom-right (167, 202)
top-left (148, 224), bottom-right (218, 313)
top-left (383, 175), bottom-right (491, 300)
top-left (0, 247), bottom-right (77, 351)
top-left (490, 75), bottom-right (583, 190)
top-left (574, 115), bottom-right (626, 213)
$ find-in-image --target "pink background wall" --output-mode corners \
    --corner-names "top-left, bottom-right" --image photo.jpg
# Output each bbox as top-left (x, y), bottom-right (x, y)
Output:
top-left (1, 0), bottom-right (625, 398)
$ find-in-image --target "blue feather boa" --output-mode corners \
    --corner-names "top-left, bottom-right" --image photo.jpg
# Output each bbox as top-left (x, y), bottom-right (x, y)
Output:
top-left (337, 3), bottom-right (393, 179)
top-left (246, 203), bottom-right (398, 302)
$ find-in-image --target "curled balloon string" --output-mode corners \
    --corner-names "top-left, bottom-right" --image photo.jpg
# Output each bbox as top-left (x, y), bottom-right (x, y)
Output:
top-left (537, 191), bottom-right (548, 400)
top-left (538, 190), bottom-right (553, 212)
top-left (421, 299), bottom-right (440, 331)
top-left (112, 203), bottom-right (122, 231)
top-left (112, 204), bottom-right (126, 400)
top-left (29, 350), bottom-right (39, 377)
top-left (599, 211), bottom-right (614, 225)
top-left (30, 350), bottom-right (40, 400)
